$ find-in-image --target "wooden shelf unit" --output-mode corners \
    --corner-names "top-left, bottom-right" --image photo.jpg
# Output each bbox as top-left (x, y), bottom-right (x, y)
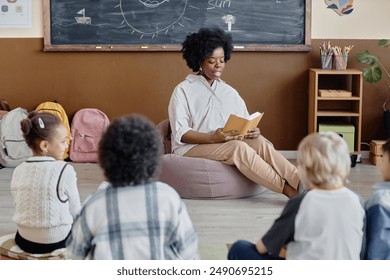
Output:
top-left (308, 68), bottom-right (363, 154)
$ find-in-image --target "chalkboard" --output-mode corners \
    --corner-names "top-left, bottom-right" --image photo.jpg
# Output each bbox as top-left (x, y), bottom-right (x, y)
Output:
top-left (43, 0), bottom-right (311, 52)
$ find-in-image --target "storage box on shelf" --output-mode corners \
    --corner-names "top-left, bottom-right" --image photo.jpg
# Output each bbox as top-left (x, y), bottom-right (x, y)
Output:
top-left (318, 123), bottom-right (355, 153)
top-left (308, 68), bottom-right (363, 155)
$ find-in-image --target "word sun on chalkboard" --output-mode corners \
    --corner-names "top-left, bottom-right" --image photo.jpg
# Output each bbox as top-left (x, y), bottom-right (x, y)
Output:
top-left (43, 0), bottom-right (311, 51)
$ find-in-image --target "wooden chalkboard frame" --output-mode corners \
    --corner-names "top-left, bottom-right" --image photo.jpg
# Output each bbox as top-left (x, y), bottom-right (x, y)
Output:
top-left (43, 0), bottom-right (311, 52)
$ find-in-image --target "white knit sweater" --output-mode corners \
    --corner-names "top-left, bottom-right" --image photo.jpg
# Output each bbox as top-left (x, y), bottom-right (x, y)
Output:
top-left (11, 157), bottom-right (81, 244)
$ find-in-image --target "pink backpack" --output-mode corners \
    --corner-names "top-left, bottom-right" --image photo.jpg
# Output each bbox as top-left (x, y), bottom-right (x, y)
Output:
top-left (69, 108), bottom-right (110, 163)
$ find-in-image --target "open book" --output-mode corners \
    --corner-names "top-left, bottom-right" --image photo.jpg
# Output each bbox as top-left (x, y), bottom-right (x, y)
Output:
top-left (223, 112), bottom-right (264, 137)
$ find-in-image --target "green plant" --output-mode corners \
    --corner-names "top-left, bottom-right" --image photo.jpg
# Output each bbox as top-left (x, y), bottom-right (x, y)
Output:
top-left (356, 39), bottom-right (390, 89)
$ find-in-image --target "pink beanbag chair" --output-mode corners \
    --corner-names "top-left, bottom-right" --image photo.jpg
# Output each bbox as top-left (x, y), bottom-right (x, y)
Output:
top-left (156, 120), bottom-right (266, 199)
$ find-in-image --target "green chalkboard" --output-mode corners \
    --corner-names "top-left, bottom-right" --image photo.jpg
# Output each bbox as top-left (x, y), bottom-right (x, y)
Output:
top-left (43, 0), bottom-right (311, 51)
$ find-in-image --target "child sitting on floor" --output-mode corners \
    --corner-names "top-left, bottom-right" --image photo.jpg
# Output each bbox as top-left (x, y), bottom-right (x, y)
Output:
top-left (66, 114), bottom-right (199, 260)
top-left (228, 131), bottom-right (365, 260)
top-left (11, 112), bottom-right (81, 254)
top-left (365, 139), bottom-right (390, 260)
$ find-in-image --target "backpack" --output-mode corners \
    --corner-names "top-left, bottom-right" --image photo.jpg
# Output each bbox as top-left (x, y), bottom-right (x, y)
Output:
top-left (35, 101), bottom-right (71, 159)
top-left (69, 108), bottom-right (110, 163)
top-left (0, 107), bottom-right (33, 167)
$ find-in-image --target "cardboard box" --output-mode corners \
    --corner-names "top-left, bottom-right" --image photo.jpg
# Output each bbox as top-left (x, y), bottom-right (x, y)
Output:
top-left (318, 123), bottom-right (355, 153)
top-left (318, 89), bottom-right (352, 98)
top-left (370, 140), bottom-right (386, 156)
top-left (370, 153), bottom-right (383, 166)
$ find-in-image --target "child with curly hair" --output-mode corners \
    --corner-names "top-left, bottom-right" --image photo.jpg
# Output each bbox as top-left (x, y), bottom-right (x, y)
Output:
top-left (228, 131), bottom-right (365, 260)
top-left (168, 27), bottom-right (300, 198)
top-left (11, 111), bottom-right (81, 254)
top-left (66, 114), bottom-right (199, 260)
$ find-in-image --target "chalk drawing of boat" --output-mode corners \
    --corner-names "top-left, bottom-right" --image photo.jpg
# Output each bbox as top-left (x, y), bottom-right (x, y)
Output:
top-left (75, 9), bottom-right (91, 24)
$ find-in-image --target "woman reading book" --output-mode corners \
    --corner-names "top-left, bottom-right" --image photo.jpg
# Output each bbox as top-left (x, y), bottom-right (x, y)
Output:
top-left (168, 27), bottom-right (300, 198)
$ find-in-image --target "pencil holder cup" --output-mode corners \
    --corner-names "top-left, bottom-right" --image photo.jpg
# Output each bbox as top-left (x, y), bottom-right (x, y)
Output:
top-left (334, 54), bottom-right (348, 70)
top-left (321, 54), bottom-right (333, 70)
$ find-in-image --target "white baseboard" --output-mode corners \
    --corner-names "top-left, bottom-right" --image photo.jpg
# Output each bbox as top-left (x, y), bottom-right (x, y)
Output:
top-left (280, 150), bottom-right (369, 161)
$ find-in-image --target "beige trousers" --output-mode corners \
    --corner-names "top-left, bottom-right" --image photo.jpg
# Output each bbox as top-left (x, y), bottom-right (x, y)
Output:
top-left (184, 136), bottom-right (299, 193)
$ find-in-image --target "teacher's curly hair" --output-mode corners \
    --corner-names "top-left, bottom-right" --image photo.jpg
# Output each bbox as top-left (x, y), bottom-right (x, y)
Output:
top-left (181, 27), bottom-right (233, 72)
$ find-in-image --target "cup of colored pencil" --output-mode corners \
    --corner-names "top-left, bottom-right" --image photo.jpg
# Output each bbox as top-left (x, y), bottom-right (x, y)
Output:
top-left (320, 41), bottom-right (333, 70)
top-left (321, 54), bottom-right (333, 70)
top-left (333, 45), bottom-right (353, 70)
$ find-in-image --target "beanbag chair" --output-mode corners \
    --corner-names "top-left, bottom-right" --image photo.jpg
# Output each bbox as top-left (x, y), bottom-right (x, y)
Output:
top-left (156, 119), bottom-right (266, 199)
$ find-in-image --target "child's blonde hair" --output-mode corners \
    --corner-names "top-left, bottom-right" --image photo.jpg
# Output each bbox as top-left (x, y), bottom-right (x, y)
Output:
top-left (297, 131), bottom-right (351, 189)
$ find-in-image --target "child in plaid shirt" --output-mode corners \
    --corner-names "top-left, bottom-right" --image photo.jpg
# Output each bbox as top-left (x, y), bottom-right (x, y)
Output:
top-left (66, 114), bottom-right (199, 260)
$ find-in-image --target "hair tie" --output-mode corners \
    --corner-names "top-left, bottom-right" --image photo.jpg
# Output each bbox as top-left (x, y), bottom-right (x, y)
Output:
top-left (38, 117), bottom-right (45, 129)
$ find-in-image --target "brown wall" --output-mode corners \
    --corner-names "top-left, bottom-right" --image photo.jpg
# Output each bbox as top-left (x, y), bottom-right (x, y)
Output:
top-left (1, 38), bottom-right (389, 150)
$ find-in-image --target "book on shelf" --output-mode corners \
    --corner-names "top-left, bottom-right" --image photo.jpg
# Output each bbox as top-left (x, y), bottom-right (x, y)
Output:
top-left (318, 89), bottom-right (352, 98)
top-left (223, 112), bottom-right (264, 137)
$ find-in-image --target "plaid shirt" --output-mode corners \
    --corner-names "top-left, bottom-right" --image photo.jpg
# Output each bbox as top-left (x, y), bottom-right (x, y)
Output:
top-left (66, 182), bottom-right (199, 260)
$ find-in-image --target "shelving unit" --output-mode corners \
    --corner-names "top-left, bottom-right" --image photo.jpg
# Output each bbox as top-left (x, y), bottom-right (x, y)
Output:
top-left (308, 68), bottom-right (363, 154)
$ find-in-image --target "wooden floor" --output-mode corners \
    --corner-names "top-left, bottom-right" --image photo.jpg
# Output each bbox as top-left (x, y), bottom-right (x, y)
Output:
top-left (0, 160), bottom-right (382, 259)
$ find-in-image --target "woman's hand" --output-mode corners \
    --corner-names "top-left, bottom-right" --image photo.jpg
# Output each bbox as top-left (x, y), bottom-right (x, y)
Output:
top-left (181, 129), bottom-right (242, 145)
top-left (181, 128), bottom-right (258, 144)
top-left (244, 127), bottom-right (261, 139)
top-left (211, 128), bottom-right (243, 143)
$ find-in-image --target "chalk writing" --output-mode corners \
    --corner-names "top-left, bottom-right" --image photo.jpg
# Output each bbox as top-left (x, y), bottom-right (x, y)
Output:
top-left (207, 0), bottom-right (231, 10)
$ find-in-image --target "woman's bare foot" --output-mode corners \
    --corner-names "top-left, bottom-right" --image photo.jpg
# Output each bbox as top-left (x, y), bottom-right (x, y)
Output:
top-left (282, 183), bottom-right (298, 198)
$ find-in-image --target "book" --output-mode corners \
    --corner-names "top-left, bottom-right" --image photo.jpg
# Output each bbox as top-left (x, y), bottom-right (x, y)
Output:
top-left (223, 112), bottom-right (264, 137)
top-left (318, 89), bottom-right (352, 98)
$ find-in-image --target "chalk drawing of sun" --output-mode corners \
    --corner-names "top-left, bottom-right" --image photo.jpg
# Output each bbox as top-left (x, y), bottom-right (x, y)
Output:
top-left (116, 0), bottom-right (200, 39)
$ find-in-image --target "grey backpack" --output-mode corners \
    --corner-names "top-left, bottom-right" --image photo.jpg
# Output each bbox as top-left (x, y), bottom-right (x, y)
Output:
top-left (0, 107), bottom-right (32, 167)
